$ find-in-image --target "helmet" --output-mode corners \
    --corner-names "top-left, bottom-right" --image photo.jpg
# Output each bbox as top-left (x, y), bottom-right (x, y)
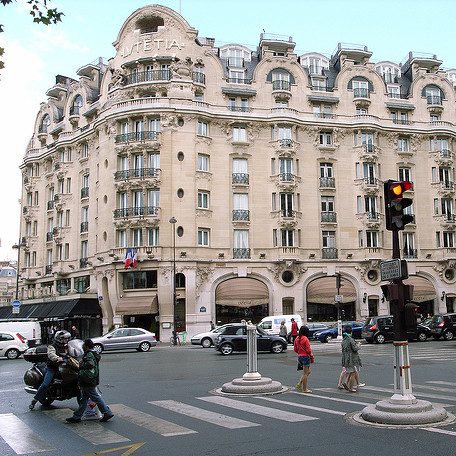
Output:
top-left (53, 330), bottom-right (71, 347)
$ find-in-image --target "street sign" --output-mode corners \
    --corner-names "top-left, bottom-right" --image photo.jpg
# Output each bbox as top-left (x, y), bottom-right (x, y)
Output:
top-left (12, 307), bottom-right (20, 314)
top-left (11, 299), bottom-right (21, 308)
top-left (380, 259), bottom-right (408, 281)
top-left (335, 294), bottom-right (343, 303)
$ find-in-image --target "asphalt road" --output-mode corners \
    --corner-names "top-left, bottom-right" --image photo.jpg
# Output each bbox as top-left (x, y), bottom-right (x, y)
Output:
top-left (1, 339), bottom-right (456, 456)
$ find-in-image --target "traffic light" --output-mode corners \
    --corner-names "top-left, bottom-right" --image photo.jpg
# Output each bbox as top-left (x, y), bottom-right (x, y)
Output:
top-left (384, 180), bottom-right (414, 231)
top-left (404, 302), bottom-right (420, 330)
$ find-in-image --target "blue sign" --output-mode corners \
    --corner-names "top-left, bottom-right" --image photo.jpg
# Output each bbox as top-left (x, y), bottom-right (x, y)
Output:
top-left (11, 299), bottom-right (21, 308)
top-left (199, 306), bottom-right (207, 313)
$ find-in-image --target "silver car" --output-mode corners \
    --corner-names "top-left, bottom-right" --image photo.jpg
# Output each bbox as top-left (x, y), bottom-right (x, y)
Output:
top-left (91, 327), bottom-right (157, 353)
top-left (191, 325), bottom-right (230, 348)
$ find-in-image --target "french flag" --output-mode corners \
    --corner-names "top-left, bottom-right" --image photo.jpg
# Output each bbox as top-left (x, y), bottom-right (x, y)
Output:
top-left (124, 248), bottom-right (138, 269)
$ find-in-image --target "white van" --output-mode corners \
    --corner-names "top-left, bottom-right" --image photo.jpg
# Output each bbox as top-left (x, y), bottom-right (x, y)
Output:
top-left (0, 320), bottom-right (41, 346)
top-left (258, 315), bottom-right (303, 338)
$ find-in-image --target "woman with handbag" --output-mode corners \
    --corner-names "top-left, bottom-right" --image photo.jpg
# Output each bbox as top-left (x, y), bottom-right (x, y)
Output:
top-left (294, 325), bottom-right (314, 393)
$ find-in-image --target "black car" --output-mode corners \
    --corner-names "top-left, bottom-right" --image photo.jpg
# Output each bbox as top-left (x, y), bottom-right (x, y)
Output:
top-left (429, 313), bottom-right (456, 340)
top-left (214, 323), bottom-right (287, 355)
top-left (362, 315), bottom-right (431, 344)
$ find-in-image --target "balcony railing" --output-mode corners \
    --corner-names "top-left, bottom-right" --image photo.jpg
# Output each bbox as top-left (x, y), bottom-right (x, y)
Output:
top-left (321, 212), bottom-right (337, 223)
top-left (113, 206), bottom-right (159, 219)
top-left (192, 72), bottom-right (206, 84)
top-left (80, 221), bottom-right (89, 233)
top-left (81, 187), bottom-right (89, 199)
top-left (46, 232), bottom-right (53, 242)
top-left (440, 180), bottom-right (454, 189)
top-left (47, 200), bottom-right (54, 210)
top-left (392, 118), bottom-right (411, 125)
top-left (227, 105), bottom-right (250, 112)
top-left (45, 265), bottom-right (52, 275)
top-left (363, 176), bottom-right (379, 186)
top-left (79, 257), bottom-right (90, 268)
top-left (124, 70), bottom-right (171, 85)
top-left (322, 247), bottom-right (338, 259)
top-left (272, 80), bottom-right (291, 91)
top-left (403, 248), bottom-right (418, 259)
top-left (279, 173), bottom-right (296, 182)
top-left (362, 143), bottom-right (376, 153)
top-left (314, 112), bottom-right (336, 119)
top-left (366, 211), bottom-right (380, 221)
top-left (387, 92), bottom-right (408, 99)
top-left (226, 77), bottom-right (251, 84)
top-left (353, 88), bottom-right (370, 98)
top-left (69, 106), bottom-right (81, 116)
top-left (232, 209), bottom-right (250, 221)
top-left (278, 139), bottom-right (293, 148)
top-left (427, 95), bottom-right (442, 105)
top-left (233, 248), bottom-right (251, 259)
top-left (441, 214), bottom-right (456, 222)
top-left (310, 85), bottom-right (332, 92)
top-left (114, 168), bottom-right (159, 180)
top-left (280, 209), bottom-right (298, 218)
top-left (319, 177), bottom-right (335, 188)
top-left (439, 149), bottom-right (452, 158)
top-left (115, 131), bottom-right (159, 144)
top-left (232, 173), bottom-right (249, 185)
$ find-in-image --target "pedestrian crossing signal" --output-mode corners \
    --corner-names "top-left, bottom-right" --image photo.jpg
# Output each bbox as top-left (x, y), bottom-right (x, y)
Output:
top-left (384, 180), bottom-right (414, 231)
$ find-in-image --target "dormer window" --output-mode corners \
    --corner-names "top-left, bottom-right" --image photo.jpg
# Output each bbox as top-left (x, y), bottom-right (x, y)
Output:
top-left (39, 114), bottom-right (51, 134)
top-left (268, 69), bottom-right (295, 91)
top-left (423, 85), bottom-right (444, 105)
top-left (70, 95), bottom-right (83, 116)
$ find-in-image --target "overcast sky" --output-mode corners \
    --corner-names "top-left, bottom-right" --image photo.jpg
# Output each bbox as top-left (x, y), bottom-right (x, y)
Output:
top-left (1, 0), bottom-right (455, 260)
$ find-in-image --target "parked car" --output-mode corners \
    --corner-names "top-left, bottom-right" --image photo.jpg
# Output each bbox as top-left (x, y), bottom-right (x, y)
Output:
top-left (306, 323), bottom-right (330, 338)
top-left (91, 327), bottom-right (157, 353)
top-left (362, 315), bottom-right (431, 344)
top-left (214, 323), bottom-right (287, 355)
top-left (313, 321), bottom-right (363, 343)
top-left (0, 320), bottom-right (41, 347)
top-left (0, 331), bottom-right (28, 359)
top-left (190, 324), bottom-right (231, 348)
top-left (429, 313), bottom-right (456, 340)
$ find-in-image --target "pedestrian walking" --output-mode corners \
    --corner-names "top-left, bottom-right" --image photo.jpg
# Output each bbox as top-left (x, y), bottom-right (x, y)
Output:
top-left (279, 320), bottom-right (288, 340)
top-left (294, 325), bottom-right (314, 393)
top-left (341, 325), bottom-right (362, 392)
top-left (290, 318), bottom-right (298, 343)
top-left (66, 338), bottom-right (114, 423)
top-left (210, 320), bottom-right (215, 330)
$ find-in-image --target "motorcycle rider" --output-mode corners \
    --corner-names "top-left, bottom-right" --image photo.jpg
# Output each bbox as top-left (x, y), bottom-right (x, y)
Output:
top-left (29, 330), bottom-right (71, 410)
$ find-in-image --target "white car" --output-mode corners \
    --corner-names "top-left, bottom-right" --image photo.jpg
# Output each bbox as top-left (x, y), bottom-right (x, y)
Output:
top-left (191, 325), bottom-right (231, 348)
top-left (0, 331), bottom-right (28, 359)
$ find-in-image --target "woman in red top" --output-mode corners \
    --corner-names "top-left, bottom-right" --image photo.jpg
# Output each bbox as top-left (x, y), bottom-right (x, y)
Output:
top-left (293, 325), bottom-right (314, 393)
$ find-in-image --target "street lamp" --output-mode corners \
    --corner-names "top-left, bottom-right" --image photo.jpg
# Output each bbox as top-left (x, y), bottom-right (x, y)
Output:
top-left (169, 217), bottom-right (177, 345)
top-left (12, 239), bottom-right (25, 301)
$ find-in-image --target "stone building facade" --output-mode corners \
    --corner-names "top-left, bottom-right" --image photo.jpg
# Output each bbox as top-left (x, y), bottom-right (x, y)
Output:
top-left (15, 5), bottom-right (456, 340)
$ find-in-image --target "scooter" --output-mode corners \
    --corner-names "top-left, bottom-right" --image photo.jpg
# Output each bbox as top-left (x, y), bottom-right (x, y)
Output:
top-left (23, 340), bottom-right (83, 406)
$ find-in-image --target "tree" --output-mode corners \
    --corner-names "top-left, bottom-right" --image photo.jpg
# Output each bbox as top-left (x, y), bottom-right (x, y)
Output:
top-left (0, 0), bottom-right (64, 71)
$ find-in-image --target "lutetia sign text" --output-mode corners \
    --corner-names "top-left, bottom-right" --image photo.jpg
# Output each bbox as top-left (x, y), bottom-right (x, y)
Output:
top-left (121, 38), bottom-right (186, 58)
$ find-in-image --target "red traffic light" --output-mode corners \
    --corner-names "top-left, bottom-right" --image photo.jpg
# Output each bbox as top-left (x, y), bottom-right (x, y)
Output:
top-left (384, 180), bottom-right (414, 231)
top-left (389, 181), bottom-right (413, 197)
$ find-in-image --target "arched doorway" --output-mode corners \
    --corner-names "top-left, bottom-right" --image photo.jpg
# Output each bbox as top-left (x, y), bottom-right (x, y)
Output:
top-left (306, 276), bottom-right (357, 321)
top-left (403, 276), bottom-right (437, 316)
top-left (215, 277), bottom-right (269, 325)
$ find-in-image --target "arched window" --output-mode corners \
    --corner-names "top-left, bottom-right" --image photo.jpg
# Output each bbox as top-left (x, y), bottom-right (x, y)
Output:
top-left (422, 84), bottom-right (444, 105)
top-left (39, 114), bottom-right (51, 133)
top-left (348, 76), bottom-right (374, 97)
top-left (267, 68), bottom-right (295, 90)
top-left (175, 272), bottom-right (186, 288)
top-left (70, 95), bottom-right (83, 115)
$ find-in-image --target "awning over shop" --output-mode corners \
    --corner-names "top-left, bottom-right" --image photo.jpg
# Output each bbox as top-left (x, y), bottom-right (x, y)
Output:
top-left (306, 277), bottom-right (357, 304)
top-left (404, 276), bottom-right (436, 303)
top-left (216, 278), bottom-right (268, 307)
top-left (116, 294), bottom-right (158, 315)
top-left (0, 299), bottom-right (101, 320)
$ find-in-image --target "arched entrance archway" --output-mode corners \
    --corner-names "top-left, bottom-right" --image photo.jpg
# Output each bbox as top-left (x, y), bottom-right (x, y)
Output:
top-left (215, 278), bottom-right (269, 324)
top-left (306, 276), bottom-right (357, 321)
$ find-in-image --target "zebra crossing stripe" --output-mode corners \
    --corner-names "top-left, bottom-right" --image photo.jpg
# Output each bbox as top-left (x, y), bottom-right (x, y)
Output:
top-left (149, 400), bottom-right (260, 429)
top-left (422, 427), bottom-right (456, 437)
top-left (293, 390), bottom-right (370, 406)
top-left (412, 384), bottom-right (456, 393)
top-left (43, 409), bottom-right (129, 445)
top-left (362, 386), bottom-right (456, 402)
top-left (0, 413), bottom-right (54, 454)
top-left (428, 381), bottom-right (456, 387)
top-left (109, 404), bottom-right (197, 437)
top-left (197, 396), bottom-right (317, 422)
top-left (258, 397), bottom-right (346, 416)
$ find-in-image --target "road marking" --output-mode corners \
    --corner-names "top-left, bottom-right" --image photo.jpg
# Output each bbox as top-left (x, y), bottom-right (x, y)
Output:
top-left (362, 386), bottom-right (456, 402)
top-left (110, 404), bottom-right (196, 436)
top-left (292, 390), bottom-right (371, 406)
top-left (197, 396), bottom-right (317, 422)
top-left (258, 397), bottom-right (346, 416)
top-left (43, 409), bottom-right (129, 445)
top-left (422, 427), bottom-right (456, 437)
top-left (84, 442), bottom-right (146, 456)
top-left (428, 381), bottom-right (456, 387)
top-left (0, 413), bottom-right (54, 454)
top-left (149, 400), bottom-right (260, 429)
top-left (412, 384), bottom-right (456, 393)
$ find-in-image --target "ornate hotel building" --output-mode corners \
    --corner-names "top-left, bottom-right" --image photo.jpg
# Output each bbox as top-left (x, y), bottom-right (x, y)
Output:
top-left (9, 5), bottom-right (456, 340)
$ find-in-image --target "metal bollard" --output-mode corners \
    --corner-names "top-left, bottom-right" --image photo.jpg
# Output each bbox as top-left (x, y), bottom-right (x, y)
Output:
top-left (243, 323), bottom-right (261, 380)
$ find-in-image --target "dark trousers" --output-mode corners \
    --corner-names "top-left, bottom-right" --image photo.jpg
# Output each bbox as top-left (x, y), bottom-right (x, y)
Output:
top-left (72, 386), bottom-right (111, 419)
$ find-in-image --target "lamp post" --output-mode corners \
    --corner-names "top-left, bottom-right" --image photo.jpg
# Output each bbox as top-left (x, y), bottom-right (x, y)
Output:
top-left (169, 217), bottom-right (177, 345)
top-left (12, 239), bottom-right (25, 302)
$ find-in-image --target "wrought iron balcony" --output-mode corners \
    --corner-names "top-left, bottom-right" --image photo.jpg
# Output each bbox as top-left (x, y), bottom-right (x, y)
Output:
top-left (69, 106), bottom-right (81, 116)
top-left (280, 209), bottom-right (298, 218)
top-left (38, 125), bottom-right (48, 134)
top-left (232, 209), bottom-right (250, 221)
top-left (45, 265), bottom-right (52, 275)
top-left (232, 173), bottom-right (249, 185)
top-left (46, 232), bottom-right (53, 242)
top-left (227, 105), bottom-right (250, 112)
top-left (311, 85), bottom-right (332, 92)
top-left (353, 88), bottom-right (370, 98)
top-left (363, 176), bottom-right (379, 186)
top-left (278, 139), bottom-right (294, 148)
top-left (387, 92), bottom-right (408, 99)
top-left (392, 118), bottom-right (412, 125)
top-left (319, 177), bottom-right (335, 188)
top-left (113, 206), bottom-right (159, 219)
top-left (441, 213), bottom-right (456, 222)
top-left (439, 149), bottom-right (452, 158)
top-left (233, 248), bottom-right (251, 259)
top-left (363, 143), bottom-right (376, 153)
top-left (440, 180), bottom-right (454, 189)
top-left (79, 257), bottom-right (90, 268)
top-left (115, 131), bottom-right (159, 144)
top-left (427, 95), bottom-right (442, 105)
top-left (403, 248), bottom-right (418, 259)
top-left (47, 200), bottom-right (54, 210)
top-left (114, 168), bottom-right (159, 181)
top-left (314, 112), bottom-right (336, 119)
top-left (322, 247), bottom-right (338, 259)
top-left (279, 173), bottom-right (296, 183)
top-left (226, 77), bottom-right (251, 84)
top-left (272, 80), bottom-right (291, 91)
top-left (80, 222), bottom-right (88, 233)
top-left (192, 72), bottom-right (205, 84)
top-left (124, 70), bottom-right (170, 85)
top-left (321, 212), bottom-right (337, 223)
top-left (366, 211), bottom-right (380, 221)
top-left (81, 187), bottom-right (89, 199)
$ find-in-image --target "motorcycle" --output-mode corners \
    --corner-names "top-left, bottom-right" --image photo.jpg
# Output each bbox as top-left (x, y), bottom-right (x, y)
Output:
top-left (23, 339), bottom-right (83, 406)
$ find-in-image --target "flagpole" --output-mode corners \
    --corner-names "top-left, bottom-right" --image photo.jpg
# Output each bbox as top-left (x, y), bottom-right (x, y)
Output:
top-left (169, 217), bottom-right (177, 345)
